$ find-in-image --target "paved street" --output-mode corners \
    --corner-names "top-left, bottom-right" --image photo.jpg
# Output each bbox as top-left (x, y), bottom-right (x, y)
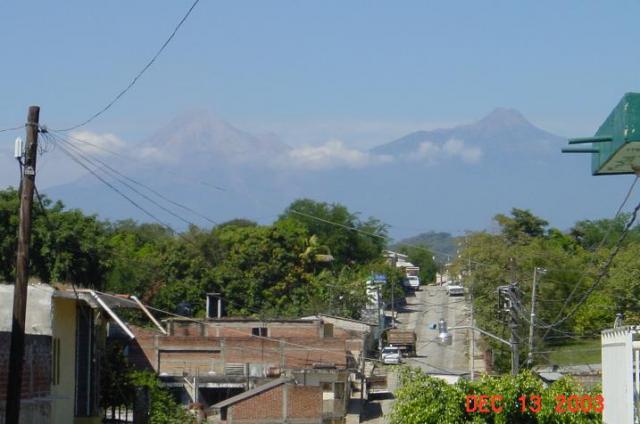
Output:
top-left (402, 285), bottom-right (471, 375)
top-left (361, 285), bottom-right (472, 423)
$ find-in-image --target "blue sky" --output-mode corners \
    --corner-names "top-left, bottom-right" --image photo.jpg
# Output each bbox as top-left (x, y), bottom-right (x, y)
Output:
top-left (2, 1), bottom-right (640, 143)
top-left (2, 1), bottom-right (640, 234)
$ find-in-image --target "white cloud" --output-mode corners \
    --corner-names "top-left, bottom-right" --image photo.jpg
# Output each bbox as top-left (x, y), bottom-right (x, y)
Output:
top-left (410, 138), bottom-right (482, 164)
top-left (442, 138), bottom-right (483, 163)
top-left (137, 146), bottom-right (173, 163)
top-left (241, 118), bottom-right (462, 150)
top-left (69, 130), bottom-right (125, 156)
top-left (282, 139), bottom-right (393, 170)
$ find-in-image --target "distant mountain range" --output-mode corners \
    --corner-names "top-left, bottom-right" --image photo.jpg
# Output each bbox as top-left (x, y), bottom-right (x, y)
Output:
top-left (373, 108), bottom-right (562, 157)
top-left (41, 107), bottom-right (626, 241)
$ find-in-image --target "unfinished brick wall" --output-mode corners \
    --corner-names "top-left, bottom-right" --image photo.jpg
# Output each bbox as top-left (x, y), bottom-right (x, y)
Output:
top-left (268, 326), bottom-right (320, 338)
top-left (0, 333), bottom-right (51, 400)
top-left (288, 385), bottom-right (322, 419)
top-left (171, 321), bottom-right (204, 336)
top-left (167, 319), bottom-right (324, 339)
top-left (227, 383), bottom-right (322, 423)
top-left (129, 325), bottom-right (350, 376)
top-left (229, 384), bottom-right (284, 421)
top-left (0, 332), bottom-right (52, 420)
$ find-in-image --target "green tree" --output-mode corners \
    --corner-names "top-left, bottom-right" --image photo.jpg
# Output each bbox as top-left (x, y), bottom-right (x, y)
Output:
top-left (278, 198), bottom-right (387, 266)
top-left (0, 187), bottom-right (20, 281)
top-left (391, 367), bottom-right (466, 424)
top-left (570, 214), bottom-right (640, 251)
top-left (204, 218), bottom-right (312, 317)
top-left (30, 195), bottom-right (110, 288)
top-left (130, 371), bottom-right (195, 424)
top-left (495, 208), bottom-right (549, 244)
top-left (396, 244), bottom-right (438, 284)
top-left (450, 226), bottom-right (593, 371)
top-left (392, 368), bottom-right (602, 424)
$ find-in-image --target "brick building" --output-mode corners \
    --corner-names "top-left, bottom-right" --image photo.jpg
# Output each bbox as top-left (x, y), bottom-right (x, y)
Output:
top-left (211, 377), bottom-right (324, 424)
top-left (126, 315), bottom-right (366, 421)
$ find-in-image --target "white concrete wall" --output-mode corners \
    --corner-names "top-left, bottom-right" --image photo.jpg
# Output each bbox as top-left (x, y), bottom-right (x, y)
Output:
top-left (0, 284), bottom-right (53, 336)
top-left (602, 328), bottom-right (635, 424)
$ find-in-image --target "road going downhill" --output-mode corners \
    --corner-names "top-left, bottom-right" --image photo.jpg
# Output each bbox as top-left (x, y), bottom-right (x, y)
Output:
top-left (400, 285), bottom-right (471, 375)
top-left (361, 285), bottom-right (471, 423)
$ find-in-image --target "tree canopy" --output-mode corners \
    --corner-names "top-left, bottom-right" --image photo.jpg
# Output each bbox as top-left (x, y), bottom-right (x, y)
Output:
top-left (0, 189), bottom-right (397, 320)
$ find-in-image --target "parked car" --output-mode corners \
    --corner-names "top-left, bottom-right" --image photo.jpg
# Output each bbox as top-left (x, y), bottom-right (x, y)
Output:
top-left (446, 283), bottom-right (464, 296)
top-left (381, 345), bottom-right (402, 364)
top-left (405, 276), bottom-right (420, 290)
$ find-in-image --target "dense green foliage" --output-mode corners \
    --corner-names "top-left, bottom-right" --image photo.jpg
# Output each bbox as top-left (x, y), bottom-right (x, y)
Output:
top-left (394, 244), bottom-right (438, 283)
top-left (5, 185), bottom-right (636, 366)
top-left (391, 367), bottom-right (601, 424)
top-left (452, 208), bottom-right (640, 370)
top-left (0, 189), bottom-right (398, 319)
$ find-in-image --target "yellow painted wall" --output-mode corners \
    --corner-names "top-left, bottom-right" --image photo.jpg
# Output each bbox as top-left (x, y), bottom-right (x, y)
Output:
top-left (51, 298), bottom-right (76, 424)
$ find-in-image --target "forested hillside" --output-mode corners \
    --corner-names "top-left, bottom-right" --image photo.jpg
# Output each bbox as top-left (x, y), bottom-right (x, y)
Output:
top-left (395, 231), bottom-right (457, 263)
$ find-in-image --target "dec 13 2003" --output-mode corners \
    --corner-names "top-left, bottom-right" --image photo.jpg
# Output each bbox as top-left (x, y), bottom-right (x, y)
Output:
top-left (465, 394), bottom-right (604, 414)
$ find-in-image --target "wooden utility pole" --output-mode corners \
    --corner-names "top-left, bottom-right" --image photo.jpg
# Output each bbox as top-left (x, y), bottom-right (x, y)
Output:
top-left (5, 106), bottom-right (40, 424)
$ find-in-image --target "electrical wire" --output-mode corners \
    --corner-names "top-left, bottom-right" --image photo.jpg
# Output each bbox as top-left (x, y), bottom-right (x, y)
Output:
top-left (0, 124), bottom-right (23, 133)
top-left (52, 131), bottom-right (488, 266)
top-left (51, 134), bottom-right (177, 232)
top-left (542, 176), bottom-right (640, 330)
top-left (53, 129), bottom-right (228, 192)
top-left (50, 132), bottom-right (216, 227)
top-left (94, 290), bottom-right (458, 372)
top-left (54, 0), bottom-right (202, 132)
top-left (539, 196), bottom-right (640, 331)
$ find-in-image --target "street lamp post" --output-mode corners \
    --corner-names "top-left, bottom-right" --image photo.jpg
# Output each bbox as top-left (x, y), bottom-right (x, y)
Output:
top-left (527, 267), bottom-right (546, 368)
top-left (446, 324), bottom-right (516, 375)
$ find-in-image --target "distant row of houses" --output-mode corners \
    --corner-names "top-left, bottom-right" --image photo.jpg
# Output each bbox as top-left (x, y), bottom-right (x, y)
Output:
top-left (0, 284), bottom-right (379, 423)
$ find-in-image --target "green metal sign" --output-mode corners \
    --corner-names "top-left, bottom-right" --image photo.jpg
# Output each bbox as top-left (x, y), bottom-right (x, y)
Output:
top-left (563, 92), bottom-right (640, 175)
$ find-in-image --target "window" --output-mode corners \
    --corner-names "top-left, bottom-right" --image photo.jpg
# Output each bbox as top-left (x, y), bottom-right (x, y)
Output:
top-left (251, 327), bottom-right (268, 337)
top-left (334, 383), bottom-right (345, 400)
top-left (75, 304), bottom-right (97, 417)
top-left (51, 337), bottom-right (60, 385)
top-left (323, 323), bottom-right (334, 338)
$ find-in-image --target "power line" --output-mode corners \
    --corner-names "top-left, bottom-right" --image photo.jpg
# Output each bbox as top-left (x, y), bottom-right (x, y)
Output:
top-left (544, 175), bottom-right (640, 327)
top-left (52, 129), bottom-right (483, 264)
top-left (49, 136), bottom-right (210, 250)
top-left (52, 135), bottom-right (198, 229)
top-left (51, 125), bottom-right (636, 337)
top-left (539, 197), bottom-right (640, 331)
top-left (50, 134), bottom-right (177, 233)
top-left (51, 132), bottom-right (218, 226)
top-left (0, 125), bottom-right (23, 133)
top-left (53, 129), bottom-right (228, 192)
top-left (95, 290), bottom-right (459, 371)
top-left (54, 0), bottom-right (202, 131)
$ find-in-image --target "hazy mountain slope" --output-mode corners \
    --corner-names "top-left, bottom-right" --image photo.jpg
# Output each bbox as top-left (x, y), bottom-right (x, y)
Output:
top-left (43, 108), bottom-right (627, 240)
top-left (394, 232), bottom-right (458, 262)
top-left (372, 108), bottom-right (564, 157)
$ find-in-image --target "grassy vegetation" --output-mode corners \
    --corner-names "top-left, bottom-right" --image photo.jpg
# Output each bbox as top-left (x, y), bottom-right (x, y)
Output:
top-left (542, 338), bottom-right (601, 366)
